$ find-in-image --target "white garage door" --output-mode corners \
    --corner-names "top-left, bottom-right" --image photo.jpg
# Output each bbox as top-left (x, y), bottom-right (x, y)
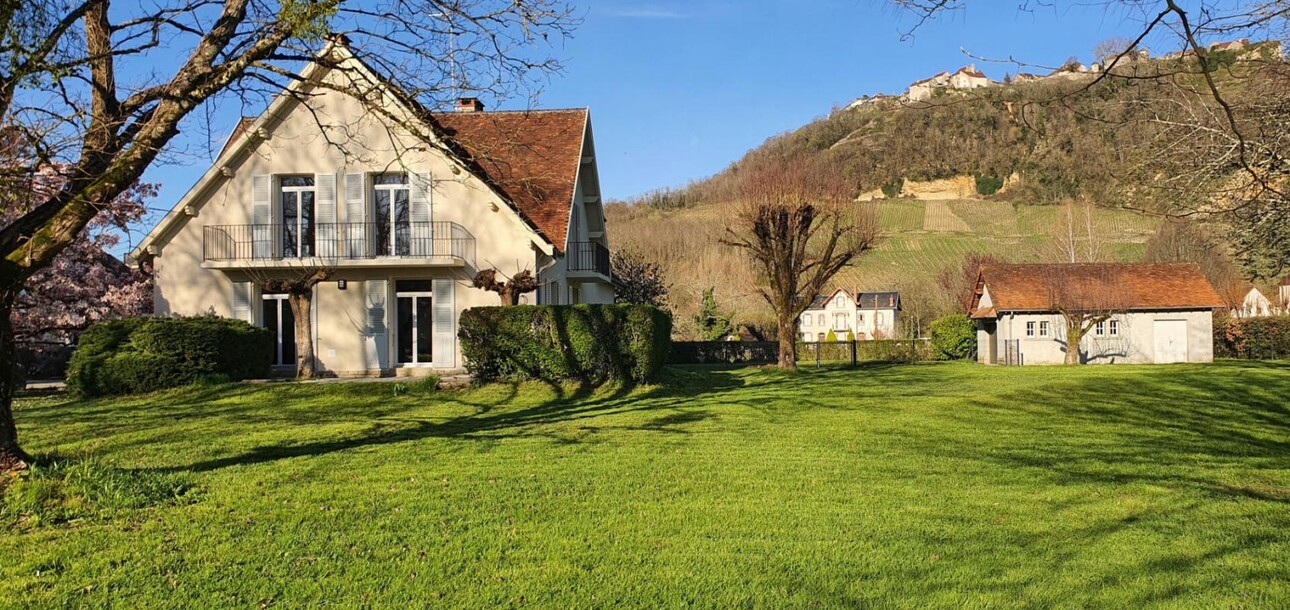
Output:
top-left (1153, 320), bottom-right (1189, 363)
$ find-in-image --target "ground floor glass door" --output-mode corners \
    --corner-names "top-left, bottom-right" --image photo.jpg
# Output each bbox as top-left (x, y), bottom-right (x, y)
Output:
top-left (262, 294), bottom-right (297, 367)
top-left (396, 280), bottom-right (433, 365)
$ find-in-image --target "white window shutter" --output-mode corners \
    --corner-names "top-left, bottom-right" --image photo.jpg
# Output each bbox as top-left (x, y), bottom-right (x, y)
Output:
top-left (251, 174), bottom-right (272, 258)
top-left (232, 281), bottom-right (253, 323)
top-left (366, 279), bottom-right (388, 370)
top-left (410, 172), bottom-right (432, 255)
top-left (432, 278), bottom-right (455, 368)
top-left (344, 173), bottom-right (366, 257)
top-left (315, 173), bottom-right (337, 258)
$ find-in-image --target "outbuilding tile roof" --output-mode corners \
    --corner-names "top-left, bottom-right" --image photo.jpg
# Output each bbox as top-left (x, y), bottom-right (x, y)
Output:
top-left (970, 263), bottom-right (1226, 318)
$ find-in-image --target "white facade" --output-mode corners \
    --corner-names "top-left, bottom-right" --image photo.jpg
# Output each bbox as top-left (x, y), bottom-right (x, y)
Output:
top-left (977, 310), bottom-right (1215, 365)
top-left (130, 46), bottom-right (612, 376)
top-left (798, 290), bottom-right (900, 342)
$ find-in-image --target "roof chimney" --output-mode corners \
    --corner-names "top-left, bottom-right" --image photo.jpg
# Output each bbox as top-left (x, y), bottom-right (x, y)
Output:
top-left (456, 98), bottom-right (485, 113)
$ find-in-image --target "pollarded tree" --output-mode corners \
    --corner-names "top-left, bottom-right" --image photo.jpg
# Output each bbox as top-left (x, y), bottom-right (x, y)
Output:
top-left (245, 264), bottom-right (332, 379)
top-left (1044, 265), bottom-right (1125, 365)
top-left (0, 0), bottom-right (576, 470)
top-left (473, 269), bottom-right (539, 306)
top-left (721, 157), bottom-right (878, 369)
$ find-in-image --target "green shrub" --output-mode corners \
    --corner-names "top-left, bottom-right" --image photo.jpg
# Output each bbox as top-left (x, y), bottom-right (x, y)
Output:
top-left (975, 173), bottom-right (1005, 196)
top-left (459, 305), bottom-right (672, 384)
top-left (67, 316), bottom-right (274, 397)
top-left (929, 314), bottom-right (978, 360)
top-left (881, 179), bottom-right (904, 199)
top-left (825, 330), bottom-right (838, 343)
top-left (1215, 315), bottom-right (1290, 360)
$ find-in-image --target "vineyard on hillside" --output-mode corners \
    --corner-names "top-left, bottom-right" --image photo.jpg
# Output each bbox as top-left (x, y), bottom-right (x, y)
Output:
top-left (608, 199), bottom-right (1162, 338)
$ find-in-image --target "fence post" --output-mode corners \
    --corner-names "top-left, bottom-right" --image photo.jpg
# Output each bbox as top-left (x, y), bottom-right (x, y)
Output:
top-left (850, 339), bottom-right (857, 368)
top-left (815, 341), bottom-right (821, 368)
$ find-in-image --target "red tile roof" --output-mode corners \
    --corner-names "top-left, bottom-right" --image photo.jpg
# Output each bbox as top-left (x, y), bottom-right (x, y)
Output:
top-left (431, 109), bottom-right (587, 251)
top-left (970, 263), bottom-right (1226, 318)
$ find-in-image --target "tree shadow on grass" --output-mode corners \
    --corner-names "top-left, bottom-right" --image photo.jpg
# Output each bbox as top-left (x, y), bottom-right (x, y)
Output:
top-left (151, 362), bottom-right (955, 473)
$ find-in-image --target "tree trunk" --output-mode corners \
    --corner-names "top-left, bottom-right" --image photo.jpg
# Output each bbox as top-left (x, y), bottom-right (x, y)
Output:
top-left (1065, 322), bottom-right (1083, 365)
top-left (777, 316), bottom-right (797, 370)
top-left (288, 291), bottom-right (316, 379)
top-left (0, 288), bottom-right (32, 471)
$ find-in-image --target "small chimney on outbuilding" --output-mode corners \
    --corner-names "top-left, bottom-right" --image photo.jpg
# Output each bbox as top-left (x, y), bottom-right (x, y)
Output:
top-left (456, 98), bottom-right (485, 113)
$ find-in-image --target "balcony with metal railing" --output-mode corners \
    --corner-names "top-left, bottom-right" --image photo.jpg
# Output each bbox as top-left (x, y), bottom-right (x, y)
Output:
top-left (566, 241), bottom-right (610, 278)
top-left (202, 222), bottom-right (476, 268)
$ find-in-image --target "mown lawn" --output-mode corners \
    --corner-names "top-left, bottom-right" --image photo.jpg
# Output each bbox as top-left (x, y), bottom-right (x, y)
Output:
top-left (2, 362), bottom-right (1288, 608)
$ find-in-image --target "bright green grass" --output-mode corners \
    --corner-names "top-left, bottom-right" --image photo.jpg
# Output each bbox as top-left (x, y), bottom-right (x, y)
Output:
top-left (3, 362), bottom-right (1288, 608)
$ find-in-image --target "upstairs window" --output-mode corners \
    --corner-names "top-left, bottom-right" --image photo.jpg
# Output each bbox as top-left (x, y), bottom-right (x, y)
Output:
top-left (280, 176), bottom-right (316, 257)
top-left (373, 173), bottom-right (410, 256)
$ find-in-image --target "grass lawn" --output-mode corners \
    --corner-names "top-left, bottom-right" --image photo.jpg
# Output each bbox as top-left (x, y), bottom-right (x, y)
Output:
top-left (2, 362), bottom-right (1288, 608)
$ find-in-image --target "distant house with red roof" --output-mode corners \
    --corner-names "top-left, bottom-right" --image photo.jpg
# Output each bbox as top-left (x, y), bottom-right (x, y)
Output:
top-left (969, 263), bottom-right (1226, 365)
top-left (129, 41), bottom-right (612, 376)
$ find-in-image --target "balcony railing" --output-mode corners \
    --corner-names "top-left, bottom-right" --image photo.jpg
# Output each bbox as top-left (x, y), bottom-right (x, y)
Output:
top-left (203, 222), bottom-right (476, 266)
top-left (567, 241), bottom-right (610, 276)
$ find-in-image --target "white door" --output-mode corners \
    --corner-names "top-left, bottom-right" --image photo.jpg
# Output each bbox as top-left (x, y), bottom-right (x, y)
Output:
top-left (1153, 320), bottom-right (1189, 363)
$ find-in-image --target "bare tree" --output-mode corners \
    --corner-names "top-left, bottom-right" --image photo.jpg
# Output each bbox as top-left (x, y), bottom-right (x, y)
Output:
top-left (0, 0), bottom-right (575, 470)
top-left (721, 157), bottom-right (878, 369)
top-left (473, 268), bottom-right (539, 306)
top-left (1044, 265), bottom-right (1124, 365)
top-left (245, 265), bottom-right (332, 379)
top-left (1093, 37), bottom-right (1139, 64)
top-left (1048, 199), bottom-right (1107, 263)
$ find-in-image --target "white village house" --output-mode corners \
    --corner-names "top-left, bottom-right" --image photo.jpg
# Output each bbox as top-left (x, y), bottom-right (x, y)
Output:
top-left (129, 42), bottom-right (613, 376)
top-left (905, 65), bottom-right (992, 101)
top-left (799, 290), bottom-right (901, 342)
top-left (970, 263), bottom-right (1225, 365)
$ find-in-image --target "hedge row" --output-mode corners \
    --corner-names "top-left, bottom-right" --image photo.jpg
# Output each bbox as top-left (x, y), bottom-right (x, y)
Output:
top-left (1214, 315), bottom-right (1290, 360)
top-left (458, 305), bottom-right (671, 384)
top-left (797, 339), bottom-right (932, 363)
top-left (67, 316), bottom-right (274, 397)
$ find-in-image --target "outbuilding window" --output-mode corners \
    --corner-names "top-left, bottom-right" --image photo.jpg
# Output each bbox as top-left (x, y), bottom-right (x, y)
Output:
top-left (1026, 321), bottom-right (1036, 337)
top-left (1039, 321), bottom-right (1051, 337)
top-left (1109, 320), bottom-right (1120, 336)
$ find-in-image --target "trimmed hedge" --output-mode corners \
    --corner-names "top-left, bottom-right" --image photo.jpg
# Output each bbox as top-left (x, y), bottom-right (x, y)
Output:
top-left (929, 314), bottom-right (978, 360)
top-left (67, 316), bottom-right (274, 397)
top-left (1214, 315), bottom-right (1290, 360)
top-left (459, 305), bottom-right (672, 384)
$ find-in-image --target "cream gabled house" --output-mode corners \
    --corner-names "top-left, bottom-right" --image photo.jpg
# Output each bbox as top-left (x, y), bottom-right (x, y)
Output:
top-left (129, 43), bottom-right (613, 376)
top-left (799, 290), bottom-right (901, 342)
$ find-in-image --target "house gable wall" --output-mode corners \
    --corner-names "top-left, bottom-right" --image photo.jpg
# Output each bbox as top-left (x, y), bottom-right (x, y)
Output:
top-left (150, 63), bottom-right (571, 373)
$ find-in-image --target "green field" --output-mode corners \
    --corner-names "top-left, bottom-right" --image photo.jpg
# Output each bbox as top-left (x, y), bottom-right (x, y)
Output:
top-left (3, 362), bottom-right (1288, 608)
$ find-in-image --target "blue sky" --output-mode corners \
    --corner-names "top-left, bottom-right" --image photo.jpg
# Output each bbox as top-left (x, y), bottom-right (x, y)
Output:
top-left (134, 0), bottom-right (1173, 251)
